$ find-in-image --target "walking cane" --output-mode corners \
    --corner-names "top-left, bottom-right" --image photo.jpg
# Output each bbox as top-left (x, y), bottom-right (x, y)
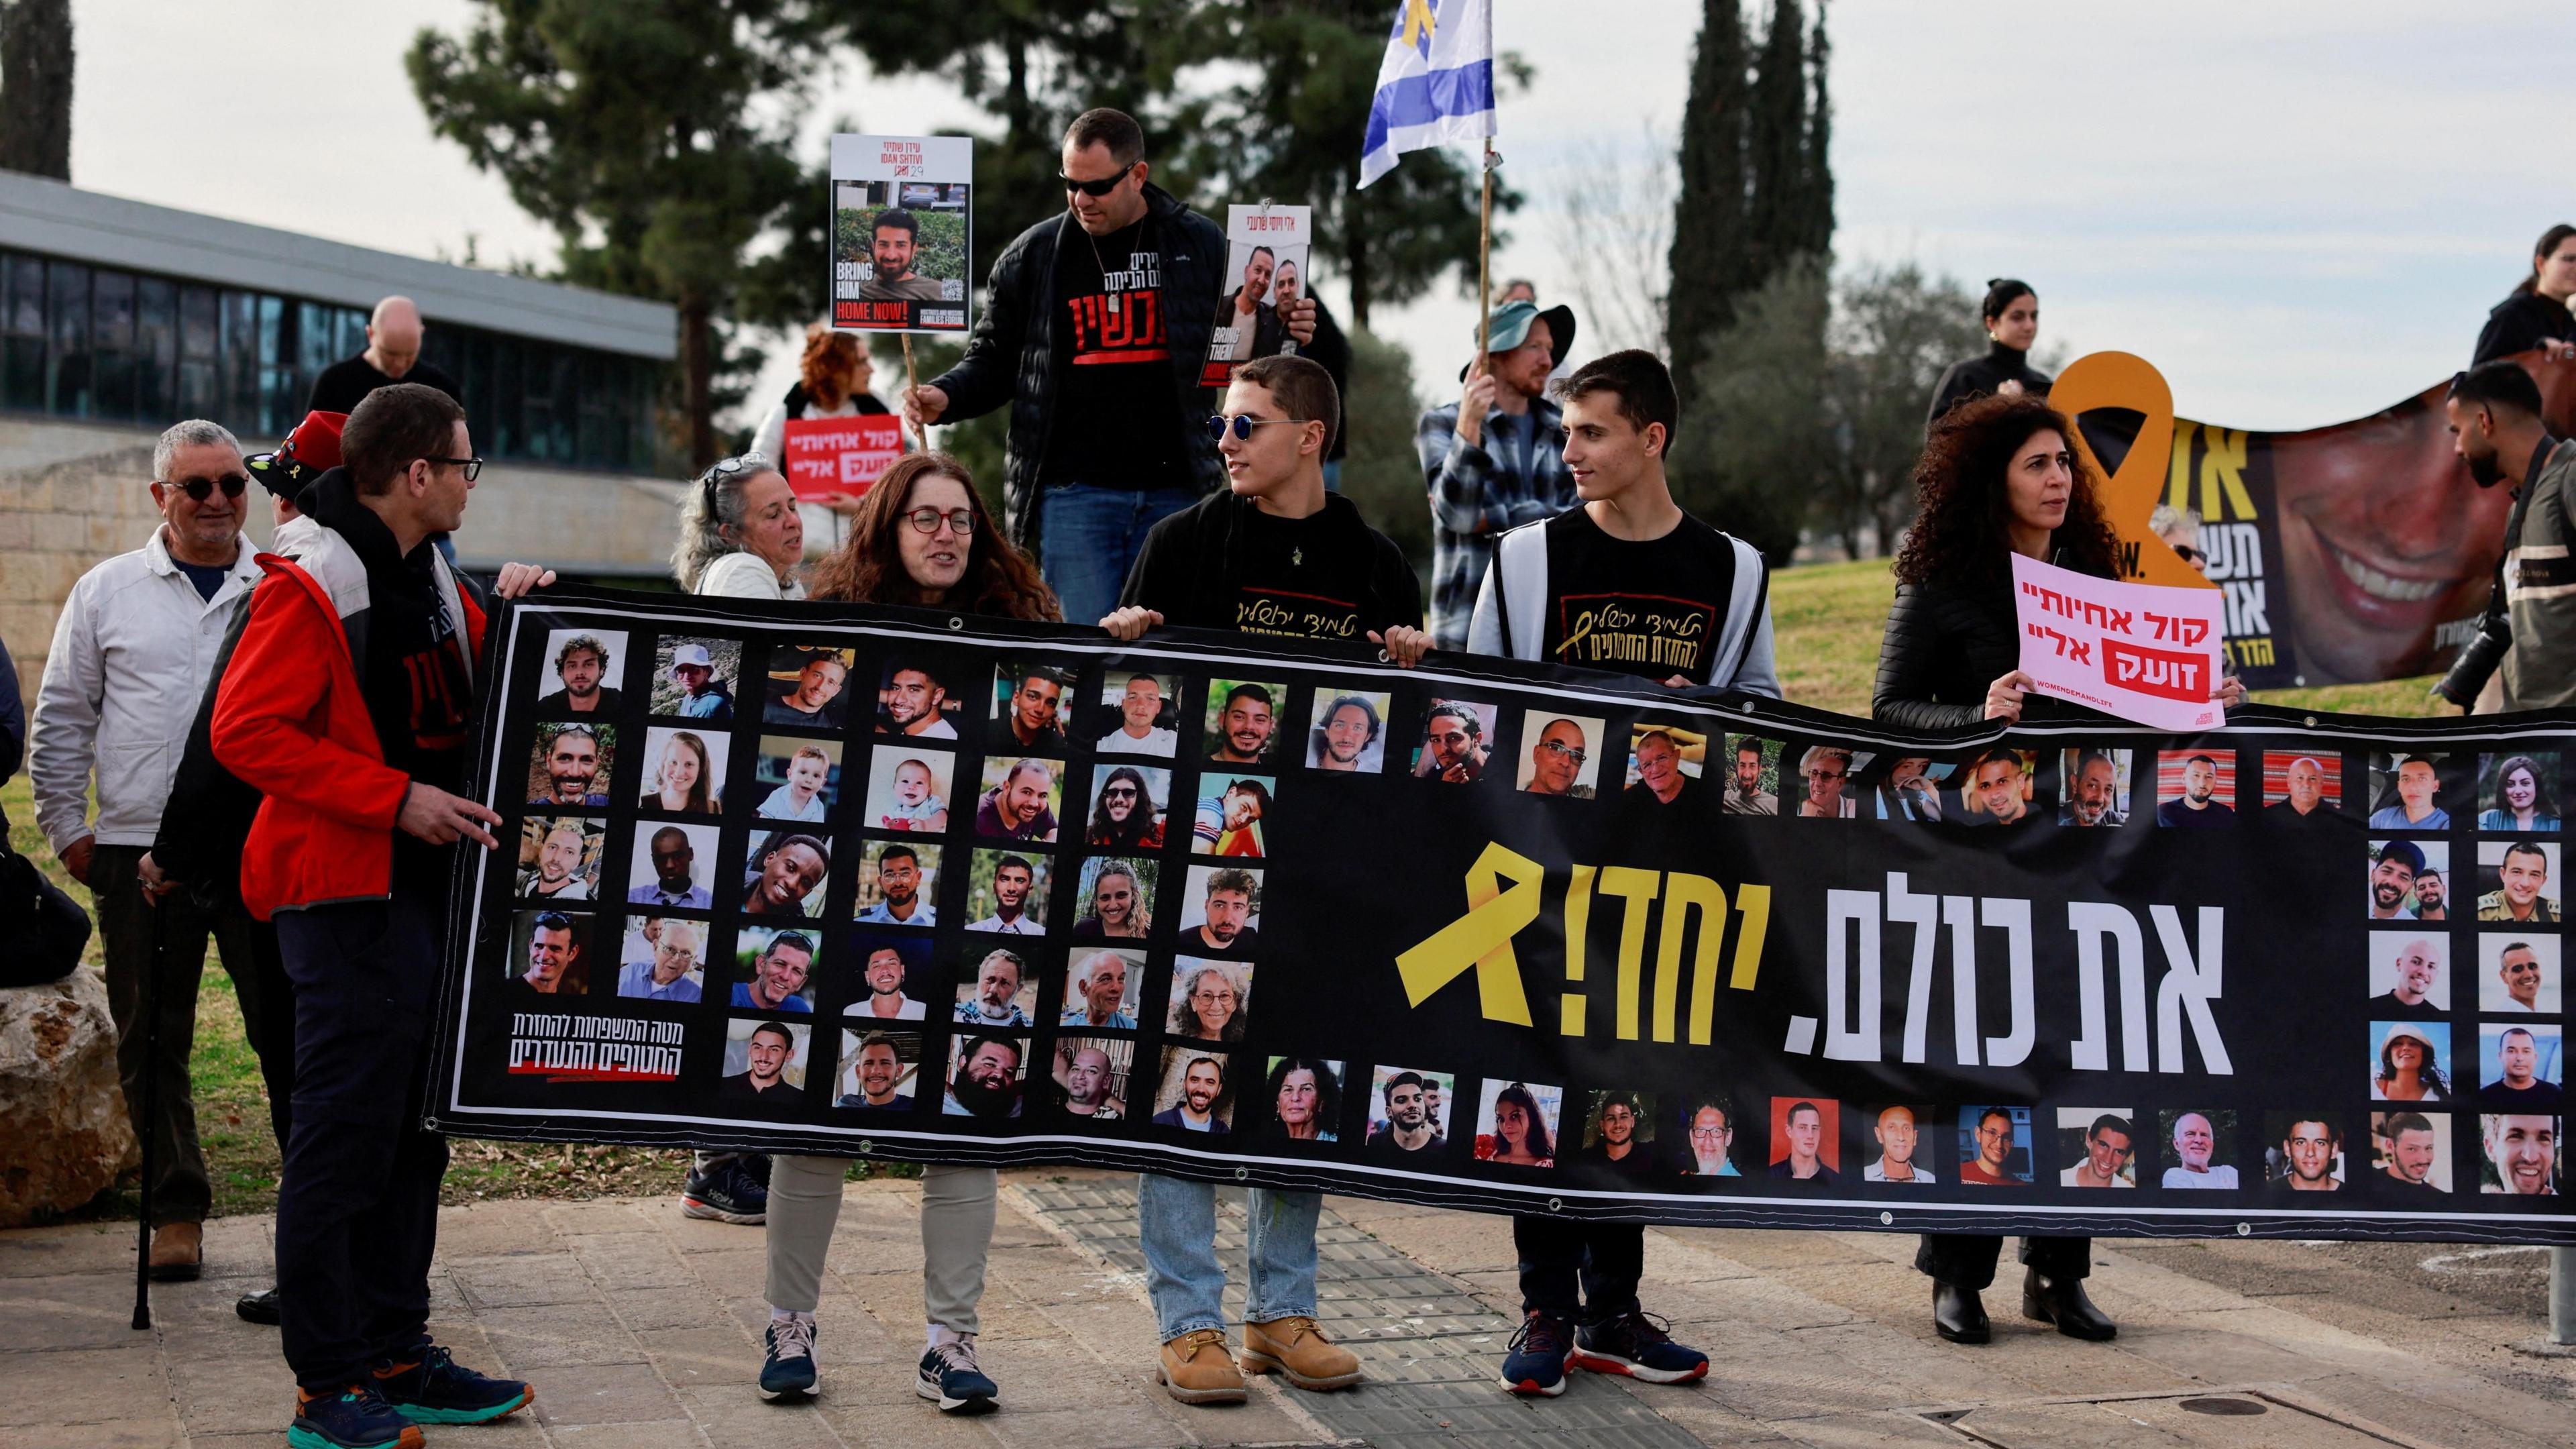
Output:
top-left (131, 872), bottom-right (166, 1331)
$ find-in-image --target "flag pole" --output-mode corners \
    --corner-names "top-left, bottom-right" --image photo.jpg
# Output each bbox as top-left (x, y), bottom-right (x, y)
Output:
top-left (1477, 138), bottom-right (1494, 357)
top-left (900, 334), bottom-right (924, 452)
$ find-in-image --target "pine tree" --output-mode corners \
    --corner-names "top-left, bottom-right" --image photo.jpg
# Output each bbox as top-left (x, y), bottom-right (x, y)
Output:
top-left (1665, 0), bottom-right (1748, 412)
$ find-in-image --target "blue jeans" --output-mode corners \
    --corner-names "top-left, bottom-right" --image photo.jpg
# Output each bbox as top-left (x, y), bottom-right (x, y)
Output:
top-left (1040, 483), bottom-right (1199, 629)
top-left (1136, 1173), bottom-right (1320, 1341)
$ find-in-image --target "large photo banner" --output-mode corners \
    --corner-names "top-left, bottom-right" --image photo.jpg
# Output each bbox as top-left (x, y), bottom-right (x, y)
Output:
top-left (429, 586), bottom-right (2573, 1244)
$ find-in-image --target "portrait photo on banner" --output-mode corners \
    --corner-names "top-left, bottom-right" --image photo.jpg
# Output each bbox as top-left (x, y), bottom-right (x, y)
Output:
top-left (1093, 667), bottom-right (1183, 757)
top-left (1412, 698), bottom-right (1499, 784)
top-left (973, 756), bottom-right (1063, 843)
top-left (1256, 1056), bottom-right (1344, 1146)
top-left (2475, 839), bottom-right (2561, 924)
top-left (1052, 1034), bottom-right (1134, 1124)
top-left (2479, 933), bottom-right (2561, 1013)
top-left (875, 653), bottom-right (965, 740)
top-left (1514, 710), bottom-right (1606, 799)
top-left (2260, 1110), bottom-right (2347, 1196)
top-left (526, 721), bottom-right (616, 809)
top-left (1149, 1045), bottom-right (1236, 1132)
top-left (959, 848), bottom-right (1040, 934)
top-left (1205, 678), bottom-right (1286, 767)
top-left (533, 627), bottom-right (629, 718)
top-left (1083, 762), bottom-right (1169, 849)
top-left (2369, 1110), bottom-right (2453, 1194)
top-left (741, 829), bottom-right (832, 919)
top-left (2366, 929), bottom-right (2449, 1016)
top-left (752, 736), bottom-right (843, 823)
top-left (837, 1027), bottom-right (926, 1112)
top-left (844, 932), bottom-right (933, 1021)
top-left (1167, 957), bottom-right (1252, 1044)
top-left (638, 725), bottom-right (727, 814)
top-left (855, 839), bottom-right (940, 928)
top-left (1307, 688), bottom-right (1391, 773)
top-left (651, 635), bottom-right (742, 721)
top-left (616, 917), bottom-right (706, 1004)
top-left (1955, 1104), bottom-right (2032, 1184)
top-left (504, 907), bottom-right (592, 999)
top-left (2054, 1108), bottom-right (2137, 1187)
top-left (1860, 1102), bottom-right (1939, 1184)
top-left (2256, 749), bottom-right (2344, 828)
top-left (2477, 751), bottom-right (2562, 830)
top-left (1792, 743), bottom-right (1873, 819)
top-left (720, 1018), bottom-right (810, 1113)
top-left (2158, 1107), bottom-right (2241, 1189)
top-left (2370, 1020), bottom-right (2453, 1102)
top-left (944, 1030), bottom-right (1031, 1120)
top-left (1625, 722), bottom-right (1719, 810)
top-left (1177, 864), bottom-right (1260, 959)
top-left (1474, 1079), bottom-right (1563, 1169)
top-left (862, 745), bottom-right (955, 835)
top-left (516, 816), bottom-right (603, 902)
top-left (2154, 748), bottom-right (2237, 826)
top-left (2367, 839), bottom-right (2447, 920)
top-left (1069, 857), bottom-right (1156, 942)
top-left (953, 944), bottom-right (1041, 1030)
top-left (2058, 747), bottom-right (2131, 827)
top-left (1862, 751), bottom-right (1952, 823)
top-left (759, 642), bottom-right (858, 731)
top-left (1953, 746), bottom-right (2041, 827)
top-left (1363, 1065), bottom-right (1453, 1158)
top-left (2367, 750), bottom-right (2462, 831)
top-left (732, 924), bottom-right (820, 1014)
top-left (990, 658), bottom-right (1074, 751)
top-left (1767, 1096), bottom-right (1840, 1182)
top-left (828, 132), bottom-right (972, 333)
top-left (1199, 203), bottom-right (1311, 386)
top-left (2475, 1022), bottom-right (2564, 1102)
top-left (626, 820), bottom-right (718, 910)
top-left (1191, 773), bottom-right (1273, 857)
top-left (1675, 1093), bottom-right (1741, 1177)
top-left (1060, 946), bottom-right (1145, 1030)
top-left (2478, 1112), bottom-right (2561, 1195)
top-left (1573, 1089), bottom-right (1658, 1178)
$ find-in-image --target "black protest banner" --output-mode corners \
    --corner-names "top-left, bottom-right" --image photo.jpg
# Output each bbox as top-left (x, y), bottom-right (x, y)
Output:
top-left (428, 586), bottom-right (2573, 1244)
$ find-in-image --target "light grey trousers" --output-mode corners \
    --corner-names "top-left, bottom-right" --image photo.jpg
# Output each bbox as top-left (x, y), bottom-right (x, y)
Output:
top-left (764, 1155), bottom-right (997, 1332)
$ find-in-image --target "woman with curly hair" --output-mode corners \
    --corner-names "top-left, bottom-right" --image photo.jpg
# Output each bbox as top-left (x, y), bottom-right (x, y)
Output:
top-left (2479, 755), bottom-right (2561, 831)
top-left (805, 453), bottom-right (1057, 621)
top-left (1874, 392), bottom-right (2241, 1349)
top-left (1876, 392), bottom-right (2245, 731)
top-left (753, 449), bottom-right (1055, 1415)
top-left (2373, 1025), bottom-right (2449, 1102)
top-left (1169, 963), bottom-right (1248, 1042)
top-left (1262, 1057), bottom-right (1342, 1143)
top-left (1086, 765), bottom-right (1166, 849)
top-left (750, 322), bottom-right (893, 464)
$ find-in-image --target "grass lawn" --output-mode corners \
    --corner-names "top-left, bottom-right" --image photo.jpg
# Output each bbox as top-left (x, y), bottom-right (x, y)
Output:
top-left (1, 567), bottom-right (2441, 1220)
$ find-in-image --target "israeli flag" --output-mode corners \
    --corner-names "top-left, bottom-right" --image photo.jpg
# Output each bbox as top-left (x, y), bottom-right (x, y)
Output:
top-left (1357, 0), bottom-right (1495, 189)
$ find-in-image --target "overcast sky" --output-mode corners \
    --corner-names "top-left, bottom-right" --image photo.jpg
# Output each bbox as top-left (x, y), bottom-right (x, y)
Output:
top-left (65, 0), bottom-right (2571, 436)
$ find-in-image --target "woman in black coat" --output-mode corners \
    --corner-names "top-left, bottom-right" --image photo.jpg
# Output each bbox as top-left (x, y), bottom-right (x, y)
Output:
top-left (1927, 278), bottom-right (2050, 428)
top-left (1874, 393), bottom-right (2241, 1346)
top-left (2471, 223), bottom-right (2576, 366)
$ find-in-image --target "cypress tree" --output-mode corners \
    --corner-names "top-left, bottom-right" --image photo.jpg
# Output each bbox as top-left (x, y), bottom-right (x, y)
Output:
top-left (1666, 0), bottom-right (1749, 411)
top-left (1744, 0), bottom-right (1809, 284)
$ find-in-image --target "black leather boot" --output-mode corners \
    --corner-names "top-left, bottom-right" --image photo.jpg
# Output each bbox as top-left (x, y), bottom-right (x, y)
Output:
top-left (1932, 1280), bottom-right (1989, 1344)
top-left (234, 1287), bottom-right (280, 1325)
top-left (2022, 1266), bottom-right (2116, 1340)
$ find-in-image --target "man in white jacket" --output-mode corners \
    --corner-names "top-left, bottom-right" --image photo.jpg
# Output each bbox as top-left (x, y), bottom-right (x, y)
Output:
top-left (30, 419), bottom-right (269, 1281)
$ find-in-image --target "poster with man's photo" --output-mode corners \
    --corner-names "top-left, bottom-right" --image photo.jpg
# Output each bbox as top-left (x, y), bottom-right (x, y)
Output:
top-left (830, 133), bottom-right (972, 333)
top-left (1198, 203), bottom-right (1311, 387)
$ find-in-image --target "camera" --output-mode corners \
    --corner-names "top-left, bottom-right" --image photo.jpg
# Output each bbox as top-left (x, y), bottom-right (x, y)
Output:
top-left (2432, 612), bottom-right (2511, 709)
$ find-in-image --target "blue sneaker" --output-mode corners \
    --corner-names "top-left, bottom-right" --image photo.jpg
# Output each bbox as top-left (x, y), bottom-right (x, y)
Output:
top-left (372, 1344), bottom-right (534, 1424)
top-left (917, 1336), bottom-right (1000, 1414)
top-left (288, 1381), bottom-right (423, 1449)
top-left (1570, 1310), bottom-right (1708, 1385)
top-left (1499, 1311), bottom-right (1573, 1397)
top-left (759, 1314), bottom-right (819, 1400)
top-left (682, 1155), bottom-right (767, 1225)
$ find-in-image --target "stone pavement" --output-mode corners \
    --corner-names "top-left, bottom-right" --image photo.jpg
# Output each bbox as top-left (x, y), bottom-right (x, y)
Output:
top-left (4, 1169), bottom-right (2572, 1448)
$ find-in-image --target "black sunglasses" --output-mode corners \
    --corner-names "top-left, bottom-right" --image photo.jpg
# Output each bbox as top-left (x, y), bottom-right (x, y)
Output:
top-left (1205, 413), bottom-right (1310, 442)
top-left (162, 473), bottom-right (249, 502)
top-left (2171, 545), bottom-right (2206, 565)
top-left (1059, 168), bottom-right (1133, 197)
top-left (533, 911), bottom-right (574, 932)
top-left (428, 455), bottom-right (485, 482)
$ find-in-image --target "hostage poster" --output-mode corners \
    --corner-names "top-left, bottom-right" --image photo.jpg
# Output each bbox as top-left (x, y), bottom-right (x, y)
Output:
top-left (429, 588), bottom-right (2573, 1243)
top-left (830, 133), bottom-right (972, 333)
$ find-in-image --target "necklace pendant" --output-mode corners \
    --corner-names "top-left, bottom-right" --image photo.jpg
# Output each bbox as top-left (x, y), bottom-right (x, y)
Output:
top-left (1106, 292), bottom-right (1120, 315)
top-left (1291, 546), bottom-right (1303, 566)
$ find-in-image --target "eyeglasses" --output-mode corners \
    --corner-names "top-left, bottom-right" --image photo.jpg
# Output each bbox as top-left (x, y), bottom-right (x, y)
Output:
top-left (2171, 545), bottom-right (2206, 564)
top-left (698, 451), bottom-right (769, 500)
top-left (1538, 739), bottom-right (1589, 765)
top-left (1059, 168), bottom-right (1134, 197)
top-left (1102, 786), bottom-right (1139, 800)
top-left (427, 455), bottom-right (485, 482)
top-left (1205, 413), bottom-right (1311, 442)
top-left (160, 472), bottom-right (250, 502)
top-left (906, 506), bottom-right (977, 535)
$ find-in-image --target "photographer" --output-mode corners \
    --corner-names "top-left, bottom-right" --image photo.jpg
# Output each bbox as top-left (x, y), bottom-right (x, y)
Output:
top-left (2437, 362), bottom-right (2572, 710)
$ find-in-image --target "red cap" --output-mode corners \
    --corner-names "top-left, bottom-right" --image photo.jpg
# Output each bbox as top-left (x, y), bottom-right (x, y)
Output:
top-left (282, 411), bottom-right (347, 471)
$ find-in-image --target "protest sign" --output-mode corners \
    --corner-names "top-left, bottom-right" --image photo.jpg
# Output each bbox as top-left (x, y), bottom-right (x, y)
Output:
top-left (432, 586), bottom-right (2575, 1244)
top-left (829, 133), bottom-right (972, 333)
top-left (779, 415), bottom-right (904, 502)
top-left (2012, 553), bottom-right (2228, 731)
top-left (1199, 204), bottom-right (1311, 387)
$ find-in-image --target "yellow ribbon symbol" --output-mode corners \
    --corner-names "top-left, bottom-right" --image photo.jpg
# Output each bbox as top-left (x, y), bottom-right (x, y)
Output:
top-left (1393, 841), bottom-right (1540, 1027)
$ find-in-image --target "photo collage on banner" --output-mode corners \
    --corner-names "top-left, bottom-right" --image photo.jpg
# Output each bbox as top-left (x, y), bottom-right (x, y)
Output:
top-left (459, 601), bottom-right (2567, 1230)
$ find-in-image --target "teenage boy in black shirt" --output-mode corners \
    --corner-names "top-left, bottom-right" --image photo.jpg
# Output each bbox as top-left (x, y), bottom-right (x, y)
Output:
top-left (1098, 352), bottom-right (1421, 1407)
top-left (1458, 350), bottom-right (1725, 1398)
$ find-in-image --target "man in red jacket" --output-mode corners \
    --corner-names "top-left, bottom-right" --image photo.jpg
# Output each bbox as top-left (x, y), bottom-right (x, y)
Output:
top-left (213, 383), bottom-right (552, 1449)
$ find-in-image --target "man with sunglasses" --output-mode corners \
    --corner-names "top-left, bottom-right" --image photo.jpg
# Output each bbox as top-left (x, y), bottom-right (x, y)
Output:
top-left (902, 107), bottom-right (1314, 629)
top-left (33, 418), bottom-right (269, 1286)
top-left (212, 382), bottom-right (552, 1446)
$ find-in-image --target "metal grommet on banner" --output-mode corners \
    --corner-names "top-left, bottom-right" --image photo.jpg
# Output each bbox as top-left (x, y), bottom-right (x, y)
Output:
top-left (2236, 1222), bottom-right (2252, 1236)
top-left (1879, 1211), bottom-right (1893, 1226)
top-left (1234, 1166), bottom-right (1250, 1181)
top-left (946, 616), bottom-right (967, 632)
top-left (2303, 715), bottom-right (2317, 728)
top-left (1740, 701), bottom-right (1755, 713)
top-left (857, 1140), bottom-right (873, 1155)
top-left (1546, 1197), bottom-right (1563, 1213)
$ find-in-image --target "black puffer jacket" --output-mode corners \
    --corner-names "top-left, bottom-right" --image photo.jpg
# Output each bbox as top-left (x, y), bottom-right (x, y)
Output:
top-left (1873, 560), bottom-right (2108, 731)
top-left (928, 182), bottom-right (1227, 553)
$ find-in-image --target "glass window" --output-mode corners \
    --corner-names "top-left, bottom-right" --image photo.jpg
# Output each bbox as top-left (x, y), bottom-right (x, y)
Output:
top-left (1, 253), bottom-right (44, 411)
top-left (256, 294), bottom-right (296, 437)
top-left (46, 260), bottom-right (91, 417)
top-left (136, 276), bottom-right (176, 422)
top-left (178, 284), bottom-right (219, 419)
top-left (90, 269), bottom-right (136, 424)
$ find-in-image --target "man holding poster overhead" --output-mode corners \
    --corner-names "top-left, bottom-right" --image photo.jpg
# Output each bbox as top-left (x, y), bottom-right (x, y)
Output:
top-left (904, 108), bottom-right (1315, 628)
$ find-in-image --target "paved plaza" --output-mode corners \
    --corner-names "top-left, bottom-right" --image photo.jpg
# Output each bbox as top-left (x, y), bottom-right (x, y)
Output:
top-left (5, 1169), bottom-right (2572, 1448)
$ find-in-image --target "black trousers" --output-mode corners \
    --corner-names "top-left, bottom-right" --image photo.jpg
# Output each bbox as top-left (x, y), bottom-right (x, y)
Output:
top-left (1513, 1215), bottom-right (1644, 1322)
top-left (92, 843), bottom-right (276, 1225)
top-left (273, 886), bottom-right (448, 1390)
top-left (1914, 1233), bottom-right (2091, 1291)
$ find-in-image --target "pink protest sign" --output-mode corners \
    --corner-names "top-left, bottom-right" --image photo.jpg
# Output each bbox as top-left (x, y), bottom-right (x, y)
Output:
top-left (781, 415), bottom-right (903, 501)
top-left (2011, 552), bottom-right (2229, 731)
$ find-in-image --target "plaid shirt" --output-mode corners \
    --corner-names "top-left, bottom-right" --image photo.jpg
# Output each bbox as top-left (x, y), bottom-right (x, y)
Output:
top-left (1416, 395), bottom-right (1575, 649)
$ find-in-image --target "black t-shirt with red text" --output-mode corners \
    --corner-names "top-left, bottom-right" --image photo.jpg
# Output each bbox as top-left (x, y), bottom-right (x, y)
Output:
top-left (1120, 491), bottom-right (1422, 643)
top-left (1537, 508), bottom-right (1741, 686)
top-left (1043, 218), bottom-right (1184, 490)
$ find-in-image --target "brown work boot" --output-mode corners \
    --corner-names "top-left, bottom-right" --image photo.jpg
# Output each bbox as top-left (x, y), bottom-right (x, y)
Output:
top-left (1241, 1316), bottom-right (1362, 1391)
top-left (148, 1221), bottom-right (203, 1282)
top-left (1156, 1328), bottom-right (1248, 1405)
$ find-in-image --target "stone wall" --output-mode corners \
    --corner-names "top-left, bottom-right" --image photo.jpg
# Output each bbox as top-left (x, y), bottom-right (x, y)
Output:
top-left (1, 415), bottom-right (687, 712)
